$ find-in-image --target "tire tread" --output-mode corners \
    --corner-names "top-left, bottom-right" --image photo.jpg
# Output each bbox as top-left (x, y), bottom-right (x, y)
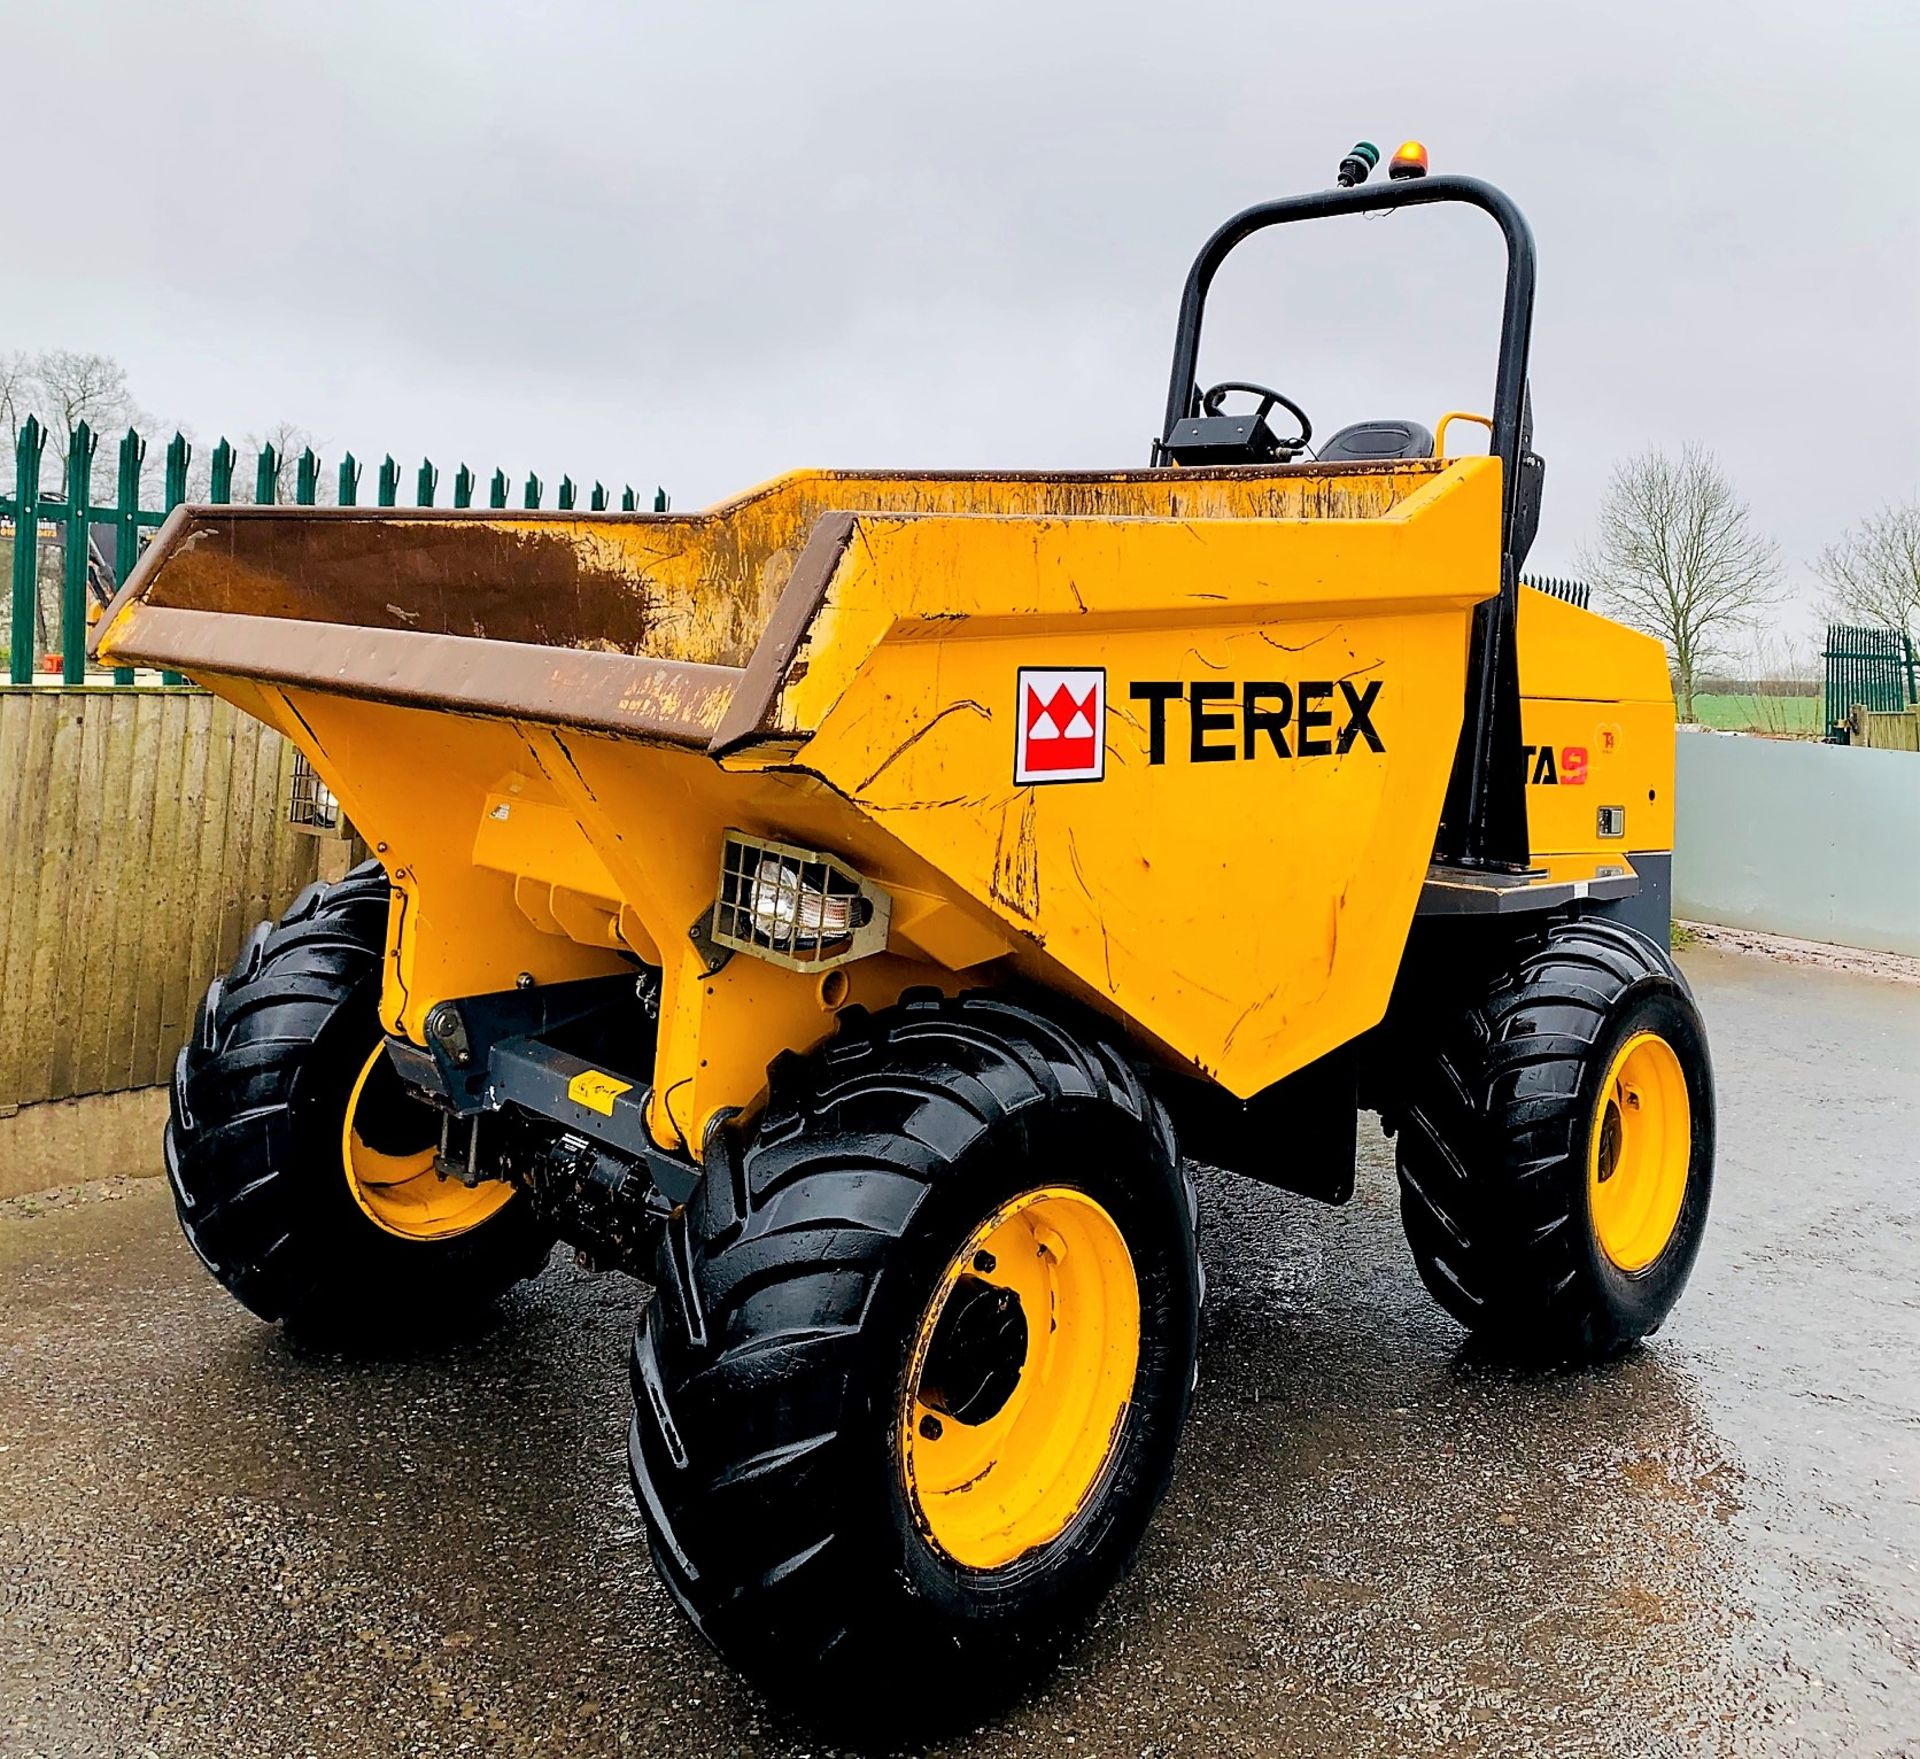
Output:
top-left (1394, 914), bottom-right (1709, 1361)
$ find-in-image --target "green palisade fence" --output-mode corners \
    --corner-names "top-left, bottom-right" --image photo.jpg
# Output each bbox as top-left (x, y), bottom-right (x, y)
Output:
top-left (1520, 573), bottom-right (1591, 611)
top-left (2, 418), bottom-right (668, 686)
top-left (1823, 623), bottom-right (1918, 742)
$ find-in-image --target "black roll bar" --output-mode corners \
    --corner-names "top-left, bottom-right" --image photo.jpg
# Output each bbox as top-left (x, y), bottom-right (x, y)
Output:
top-left (1158, 174), bottom-right (1538, 871)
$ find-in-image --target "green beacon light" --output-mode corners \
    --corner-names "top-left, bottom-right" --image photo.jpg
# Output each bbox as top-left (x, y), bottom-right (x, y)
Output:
top-left (1337, 141), bottom-right (1380, 188)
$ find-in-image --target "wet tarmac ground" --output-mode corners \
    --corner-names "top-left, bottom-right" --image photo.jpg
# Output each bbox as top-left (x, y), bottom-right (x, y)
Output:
top-left (2, 945), bottom-right (1916, 1758)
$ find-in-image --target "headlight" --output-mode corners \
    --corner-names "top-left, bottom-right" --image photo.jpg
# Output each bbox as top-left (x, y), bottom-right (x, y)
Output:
top-left (286, 749), bottom-right (342, 832)
top-left (744, 857), bottom-right (869, 944)
top-left (711, 833), bottom-right (890, 971)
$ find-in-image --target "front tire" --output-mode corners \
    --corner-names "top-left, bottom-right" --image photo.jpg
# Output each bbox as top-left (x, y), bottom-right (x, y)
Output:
top-left (165, 860), bottom-right (555, 1336)
top-left (1393, 915), bottom-right (1714, 1364)
top-left (628, 992), bottom-right (1200, 1718)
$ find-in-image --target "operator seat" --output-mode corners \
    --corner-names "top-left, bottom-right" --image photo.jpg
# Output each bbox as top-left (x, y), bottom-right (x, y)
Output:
top-left (1316, 419), bottom-right (1435, 462)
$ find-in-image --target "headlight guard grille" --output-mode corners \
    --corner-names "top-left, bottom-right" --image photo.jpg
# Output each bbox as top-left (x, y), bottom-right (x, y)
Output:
top-left (709, 832), bottom-right (891, 972)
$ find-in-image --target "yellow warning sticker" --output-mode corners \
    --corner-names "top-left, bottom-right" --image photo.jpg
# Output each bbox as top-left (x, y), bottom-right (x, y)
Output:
top-left (566, 1070), bottom-right (633, 1117)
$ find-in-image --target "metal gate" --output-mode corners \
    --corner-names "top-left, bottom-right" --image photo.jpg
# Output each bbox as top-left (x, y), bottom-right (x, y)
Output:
top-left (1823, 624), bottom-right (1918, 741)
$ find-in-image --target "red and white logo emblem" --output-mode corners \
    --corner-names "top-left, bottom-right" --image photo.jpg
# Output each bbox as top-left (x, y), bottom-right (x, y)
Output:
top-left (1015, 667), bottom-right (1105, 784)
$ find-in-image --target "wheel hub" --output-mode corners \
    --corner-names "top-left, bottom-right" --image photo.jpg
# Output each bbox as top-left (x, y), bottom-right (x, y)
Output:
top-left (1595, 1103), bottom-right (1623, 1183)
top-left (918, 1275), bottom-right (1029, 1426)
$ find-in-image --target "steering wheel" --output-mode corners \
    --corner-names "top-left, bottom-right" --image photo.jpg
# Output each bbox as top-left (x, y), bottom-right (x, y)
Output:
top-left (1200, 381), bottom-right (1312, 450)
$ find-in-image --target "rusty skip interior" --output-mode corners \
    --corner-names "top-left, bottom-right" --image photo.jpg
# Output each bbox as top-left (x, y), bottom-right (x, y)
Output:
top-left (97, 461), bottom-right (1452, 753)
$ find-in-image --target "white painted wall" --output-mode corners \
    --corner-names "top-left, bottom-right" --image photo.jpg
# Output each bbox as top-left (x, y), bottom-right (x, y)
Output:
top-left (1675, 731), bottom-right (1920, 956)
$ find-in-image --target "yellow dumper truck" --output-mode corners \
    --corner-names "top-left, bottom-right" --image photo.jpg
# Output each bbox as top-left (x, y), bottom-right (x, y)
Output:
top-left (95, 160), bottom-right (1713, 1706)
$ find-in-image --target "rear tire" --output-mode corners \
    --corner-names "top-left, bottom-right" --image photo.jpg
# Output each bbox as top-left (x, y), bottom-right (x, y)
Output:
top-left (628, 991), bottom-right (1200, 1723)
top-left (1393, 915), bottom-right (1714, 1364)
top-left (165, 860), bottom-right (555, 1336)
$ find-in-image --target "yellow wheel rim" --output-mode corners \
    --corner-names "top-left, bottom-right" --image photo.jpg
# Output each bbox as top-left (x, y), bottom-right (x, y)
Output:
top-left (899, 1186), bottom-right (1140, 1571)
top-left (1587, 1031), bottom-right (1691, 1274)
top-left (341, 1043), bottom-right (513, 1241)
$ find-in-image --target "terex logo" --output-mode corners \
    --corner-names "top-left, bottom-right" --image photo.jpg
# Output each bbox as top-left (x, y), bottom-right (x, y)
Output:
top-left (1015, 667), bottom-right (1106, 784)
top-left (1523, 744), bottom-right (1588, 786)
top-left (1128, 678), bottom-right (1384, 764)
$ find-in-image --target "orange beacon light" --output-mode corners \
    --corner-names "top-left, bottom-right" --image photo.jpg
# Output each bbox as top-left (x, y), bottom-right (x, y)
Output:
top-left (1389, 140), bottom-right (1430, 179)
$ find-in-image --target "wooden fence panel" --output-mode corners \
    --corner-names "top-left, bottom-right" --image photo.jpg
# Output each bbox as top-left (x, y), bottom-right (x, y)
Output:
top-left (0, 688), bottom-right (326, 1110)
top-left (1853, 708), bottom-right (1920, 753)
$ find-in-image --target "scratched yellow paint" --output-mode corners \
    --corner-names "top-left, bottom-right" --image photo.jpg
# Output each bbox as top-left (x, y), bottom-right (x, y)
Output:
top-left (788, 460), bottom-right (1501, 1091)
top-left (1514, 586), bottom-right (1675, 861)
top-left (98, 453), bottom-right (1675, 1155)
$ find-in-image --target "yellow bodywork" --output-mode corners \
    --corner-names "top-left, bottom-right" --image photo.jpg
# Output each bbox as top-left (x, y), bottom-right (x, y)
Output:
top-left (1516, 585), bottom-right (1675, 876)
top-left (96, 455), bottom-right (1671, 1159)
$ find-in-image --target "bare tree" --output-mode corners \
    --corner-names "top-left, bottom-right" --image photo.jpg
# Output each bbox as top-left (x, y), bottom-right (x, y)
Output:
top-left (0, 350), bottom-right (148, 496)
top-left (1815, 499), bottom-right (1920, 647)
top-left (123, 419), bottom-right (326, 507)
top-left (1582, 444), bottom-right (1782, 721)
top-left (243, 421), bottom-right (327, 504)
top-left (29, 351), bottom-right (145, 483)
top-left (1732, 627), bottom-right (1821, 738)
top-left (0, 352), bottom-right (32, 457)
top-left (137, 422), bottom-right (212, 506)
top-left (0, 352), bottom-right (43, 493)
top-left (2, 353), bottom-right (329, 509)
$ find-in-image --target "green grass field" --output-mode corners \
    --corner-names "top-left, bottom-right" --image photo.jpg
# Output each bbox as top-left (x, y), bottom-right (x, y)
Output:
top-left (1689, 692), bottom-right (1821, 735)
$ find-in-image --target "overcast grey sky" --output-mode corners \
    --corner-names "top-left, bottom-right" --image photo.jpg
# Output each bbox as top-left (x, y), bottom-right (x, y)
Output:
top-left (5, 0), bottom-right (1915, 641)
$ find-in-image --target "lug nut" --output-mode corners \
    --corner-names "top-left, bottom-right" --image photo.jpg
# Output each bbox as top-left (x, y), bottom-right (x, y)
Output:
top-left (973, 1250), bottom-right (996, 1275)
top-left (919, 1414), bottom-right (943, 1441)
